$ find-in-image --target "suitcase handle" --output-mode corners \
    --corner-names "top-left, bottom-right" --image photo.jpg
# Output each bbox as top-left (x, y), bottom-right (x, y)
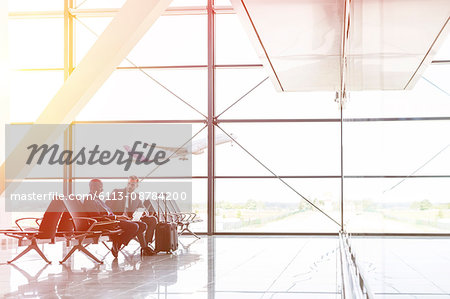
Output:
top-left (157, 193), bottom-right (161, 222)
top-left (157, 192), bottom-right (168, 223)
top-left (164, 193), bottom-right (168, 223)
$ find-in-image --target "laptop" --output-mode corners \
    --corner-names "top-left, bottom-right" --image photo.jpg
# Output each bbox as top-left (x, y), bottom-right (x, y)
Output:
top-left (132, 208), bottom-right (146, 221)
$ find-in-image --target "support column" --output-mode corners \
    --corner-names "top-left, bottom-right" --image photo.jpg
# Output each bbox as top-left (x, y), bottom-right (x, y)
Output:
top-left (207, 0), bottom-right (216, 235)
top-left (340, 101), bottom-right (344, 231)
top-left (63, 0), bottom-right (74, 197)
top-left (64, 0), bottom-right (74, 81)
top-left (339, 0), bottom-right (351, 232)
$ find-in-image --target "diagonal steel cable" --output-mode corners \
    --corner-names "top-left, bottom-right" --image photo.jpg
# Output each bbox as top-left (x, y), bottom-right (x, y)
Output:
top-left (216, 124), bottom-right (341, 227)
top-left (140, 125), bottom-right (207, 181)
top-left (75, 0), bottom-right (90, 9)
top-left (74, 17), bottom-right (208, 120)
top-left (216, 76), bottom-right (269, 119)
top-left (422, 76), bottom-right (450, 97)
top-left (383, 143), bottom-right (450, 193)
top-left (382, 76), bottom-right (450, 193)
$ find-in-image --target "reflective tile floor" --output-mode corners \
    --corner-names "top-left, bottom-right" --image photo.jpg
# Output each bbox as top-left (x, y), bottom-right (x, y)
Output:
top-left (2, 236), bottom-right (448, 299)
top-left (352, 237), bottom-right (450, 299)
top-left (0, 236), bottom-right (340, 298)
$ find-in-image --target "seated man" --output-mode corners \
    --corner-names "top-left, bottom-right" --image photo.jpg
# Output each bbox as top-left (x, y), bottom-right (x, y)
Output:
top-left (88, 179), bottom-right (154, 257)
top-left (109, 175), bottom-right (158, 247)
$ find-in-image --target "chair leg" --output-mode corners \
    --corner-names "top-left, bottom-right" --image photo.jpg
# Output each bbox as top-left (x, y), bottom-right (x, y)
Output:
top-left (7, 245), bottom-right (33, 264)
top-left (102, 241), bottom-right (111, 251)
top-left (60, 244), bottom-right (103, 264)
top-left (179, 228), bottom-right (185, 236)
top-left (59, 246), bottom-right (78, 264)
top-left (32, 243), bottom-right (52, 264)
top-left (180, 226), bottom-right (200, 239)
top-left (177, 224), bottom-right (184, 236)
top-left (8, 239), bottom-right (52, 264)
top-left (178, 223), bottom-right (188, 236)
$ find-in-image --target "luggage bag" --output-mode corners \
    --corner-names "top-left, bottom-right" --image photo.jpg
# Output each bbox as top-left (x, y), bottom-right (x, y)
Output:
top-left (155, 193), bottom-right (178, 253)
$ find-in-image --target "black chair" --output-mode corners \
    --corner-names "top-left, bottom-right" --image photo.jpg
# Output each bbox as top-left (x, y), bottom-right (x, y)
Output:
top-left (168, 200), bottom-right (202, 239)
top-left (149, 198), bottom-right (178, 223)
top-left (163, 200), bottom-right (186, 231)
top-left (59, 198), bottom-right (121, 264)
top-left (0, 199), bottom-right (65, 264)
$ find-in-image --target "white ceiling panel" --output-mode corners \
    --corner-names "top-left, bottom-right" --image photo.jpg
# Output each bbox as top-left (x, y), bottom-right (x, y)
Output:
top-left (230, 0), bottom-right (450, 91)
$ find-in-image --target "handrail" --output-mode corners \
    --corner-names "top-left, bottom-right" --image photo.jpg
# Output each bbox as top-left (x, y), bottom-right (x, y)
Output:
top-left (339, 231), bottom-right (375, 299)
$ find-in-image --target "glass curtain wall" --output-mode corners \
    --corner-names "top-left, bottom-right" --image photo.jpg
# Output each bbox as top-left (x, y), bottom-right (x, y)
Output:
top-left (7, 0), bottom-right (450, 234)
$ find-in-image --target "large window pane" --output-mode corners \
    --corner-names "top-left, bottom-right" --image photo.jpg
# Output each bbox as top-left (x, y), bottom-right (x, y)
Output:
top-left (216, 123), bottom-right (340, 176)
top-left (345, 178), bottom-right (450, 233)
top-left (216, 178), bottom-right (341, 232)
top-left (344, 120), bottom-right (450, 176)
top-left (76, 69), bottom-right (206, 121)
top-left (344, 67), bottom-right (450, 118)
top-left (10, 71), bottom-right (63, 122)
top-left (9, 19), bottom-right (64, 69)
top-left (8, 0), bottom-right (62, 11)
top-left (216, 68), bottom-right (339, 119)
top-left (216, 14), bottom-right (260, 65)
top-left (76, 15), bottom-right (206, 67)
top-left (126, 15), bottom-right (206, 67)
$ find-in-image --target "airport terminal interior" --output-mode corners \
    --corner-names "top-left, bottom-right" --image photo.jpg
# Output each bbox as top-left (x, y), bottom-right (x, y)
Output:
top-left (0, 0), bottom-right (450, 298)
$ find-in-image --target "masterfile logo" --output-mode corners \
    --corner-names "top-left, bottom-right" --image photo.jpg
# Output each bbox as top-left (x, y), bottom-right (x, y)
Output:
top-left (25, 141), bottom-right (171, 171)
top-left (5, 123), bottom-right (193, 212)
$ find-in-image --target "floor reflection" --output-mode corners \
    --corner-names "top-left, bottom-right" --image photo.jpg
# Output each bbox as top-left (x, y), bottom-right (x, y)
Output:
top-left (352, 237), bottom-right (450, 298)
top-left (0, 236), bottom-right (340, 298)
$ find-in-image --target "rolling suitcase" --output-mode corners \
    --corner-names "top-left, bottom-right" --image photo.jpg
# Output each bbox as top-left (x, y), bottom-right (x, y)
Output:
top-left (155, 193), bottom-right (178, 253)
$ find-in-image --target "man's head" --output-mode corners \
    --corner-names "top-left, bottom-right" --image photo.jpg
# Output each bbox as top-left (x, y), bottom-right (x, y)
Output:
top-left (126, 175), bottom-right (139, 193)
top-left (89, 179), bottom-right (103, 194)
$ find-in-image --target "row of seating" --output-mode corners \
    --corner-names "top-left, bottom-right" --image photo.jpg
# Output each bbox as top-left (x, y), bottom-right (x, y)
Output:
top-left (0, 197), bottom-right (202, 264)
top-left (145, 199), bottom-right (202, 239)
